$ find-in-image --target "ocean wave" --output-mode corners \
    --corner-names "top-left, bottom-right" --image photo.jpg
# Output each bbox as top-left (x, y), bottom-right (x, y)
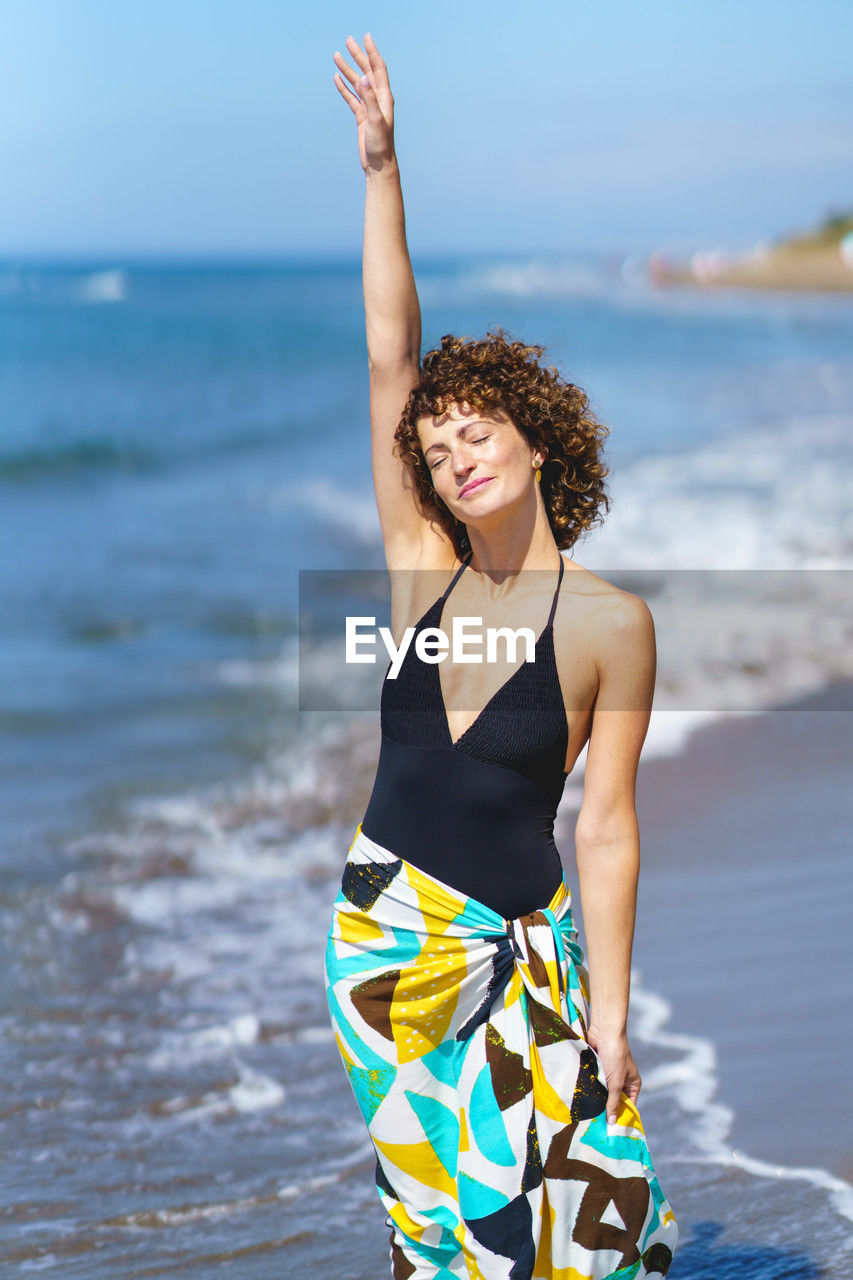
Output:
top-left (0, 435), bottom-right (159, 481)
top-left (252, 475), bottom-right (382, 548)
top-left (151, 1061), bottom-right (286, 1124)
top-left (585, 412), bottom-right (853, 571)
top-left (0, 265), bottom-right (128, 303)
top-left (0, 421), bottom-right (297, 485)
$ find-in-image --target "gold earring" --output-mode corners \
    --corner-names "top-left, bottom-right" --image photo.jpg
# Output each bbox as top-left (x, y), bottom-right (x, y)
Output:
top-left (534, 466), bottom-right (541, 483)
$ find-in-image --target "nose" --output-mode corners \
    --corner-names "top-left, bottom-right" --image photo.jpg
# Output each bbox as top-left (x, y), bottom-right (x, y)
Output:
top-left (452, 446), bottom-right (477, 480)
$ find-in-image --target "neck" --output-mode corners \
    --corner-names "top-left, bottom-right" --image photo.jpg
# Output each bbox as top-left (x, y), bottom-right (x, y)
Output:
top-left (464, 507), bottom-right (561, 579)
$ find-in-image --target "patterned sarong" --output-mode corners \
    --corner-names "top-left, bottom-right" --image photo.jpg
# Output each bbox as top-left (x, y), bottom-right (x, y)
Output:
top-left (324, 824), bottom-right (678, 1279)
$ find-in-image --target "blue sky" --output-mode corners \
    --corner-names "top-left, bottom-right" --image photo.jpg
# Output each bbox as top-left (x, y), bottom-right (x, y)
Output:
top-left (1, 0), bottom-right (851, 257)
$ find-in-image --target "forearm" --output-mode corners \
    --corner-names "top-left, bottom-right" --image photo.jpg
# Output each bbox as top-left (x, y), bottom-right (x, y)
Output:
top-left (575, 824), bottom-right (640, 1036)
top-left (364, 158), bottom-right (421, 369)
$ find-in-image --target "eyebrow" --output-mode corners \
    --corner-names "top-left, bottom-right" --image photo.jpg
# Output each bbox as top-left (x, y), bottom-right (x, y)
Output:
top-left (423, 420), bottom-right (492, 459)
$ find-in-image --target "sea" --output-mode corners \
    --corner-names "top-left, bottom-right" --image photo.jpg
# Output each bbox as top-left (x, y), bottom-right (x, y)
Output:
top-left (1, 252), bottom-right (851, 1276)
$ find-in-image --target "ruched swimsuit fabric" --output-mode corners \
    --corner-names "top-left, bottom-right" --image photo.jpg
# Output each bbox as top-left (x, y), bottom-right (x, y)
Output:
top-left (324, 556), bottom-right (678, 1278)
top-left (361, 551), bottom-right (570, 919)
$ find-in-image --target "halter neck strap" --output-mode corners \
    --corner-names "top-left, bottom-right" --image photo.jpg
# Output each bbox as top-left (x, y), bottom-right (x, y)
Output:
top-left (547, 556), bottom-right (565, 628)
top-left (441, 550), bottom-right (473, 601)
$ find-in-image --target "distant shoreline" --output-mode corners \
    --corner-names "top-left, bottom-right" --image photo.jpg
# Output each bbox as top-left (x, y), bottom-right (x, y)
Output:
top-left (648, 210), bottom-right (853, 294)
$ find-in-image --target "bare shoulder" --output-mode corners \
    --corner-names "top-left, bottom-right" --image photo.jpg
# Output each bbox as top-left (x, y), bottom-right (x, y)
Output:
top-left (553, 559), bottom-right (655, 695)
top-left (555, 559), bottom-right (654, 638)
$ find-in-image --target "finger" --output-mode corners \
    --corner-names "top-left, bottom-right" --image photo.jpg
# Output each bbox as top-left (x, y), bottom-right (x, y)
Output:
top-left (333, 50), bottom-right (366, 107)
top-left (364, 32), bottom-right (391, 94)
top-left (335, 50), bottom-right (376, 103)
top-left (344, 34), bottom-right (370, 74)
top-left (625, 1062), bottom-right (642, 1100)
top-left (607, 1087), bottom-right (622, 1126)
top-left (333, 49), bottom-right (362, 90)
top-left (357, 74), bottom-right (385, 125)
top-left (333, 72), bottom-right (362, 116)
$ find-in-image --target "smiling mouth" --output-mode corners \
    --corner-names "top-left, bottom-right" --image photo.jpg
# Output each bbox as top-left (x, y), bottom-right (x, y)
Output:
top-left (460, 477), bottom-right (494, 498)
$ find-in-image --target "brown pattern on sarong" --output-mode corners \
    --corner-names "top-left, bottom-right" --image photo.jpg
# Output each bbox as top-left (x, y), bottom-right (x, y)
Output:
top-left (485, 1021), bottom-right (533, 1110)
top-left (566, 1160), bottom-right (651, 1271)
top-left (528, 994), bottom-right (581, 1045)
top-left (350, 969), bottom-right (400, 1041)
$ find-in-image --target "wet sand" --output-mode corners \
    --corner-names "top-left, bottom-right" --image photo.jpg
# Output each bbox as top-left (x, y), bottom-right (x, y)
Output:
top-left (558, 681), bottom-right (853, 1182)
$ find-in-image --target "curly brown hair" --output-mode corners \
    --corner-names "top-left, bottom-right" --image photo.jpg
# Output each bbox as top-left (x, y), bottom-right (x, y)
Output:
top-left (395, 326), bottom-right (611, 558)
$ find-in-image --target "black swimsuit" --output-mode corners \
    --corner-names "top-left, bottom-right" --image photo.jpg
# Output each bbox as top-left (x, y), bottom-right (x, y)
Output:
top-left (361, 551), bottom-right (569, 918)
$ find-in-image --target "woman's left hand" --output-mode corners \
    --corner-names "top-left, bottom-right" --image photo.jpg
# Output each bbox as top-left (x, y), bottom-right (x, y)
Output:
top-left (585, 1025), bottom-right (642, 1126)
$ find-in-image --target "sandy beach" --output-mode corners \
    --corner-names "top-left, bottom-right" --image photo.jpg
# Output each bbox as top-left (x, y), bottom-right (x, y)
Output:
top-left (648, 212), bottom-right (853, 293)
top-left (557, 680), bottom-right (853, 1184)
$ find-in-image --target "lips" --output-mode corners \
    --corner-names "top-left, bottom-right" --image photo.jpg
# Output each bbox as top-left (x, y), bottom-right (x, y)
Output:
top-left (459, 477), bottom-right (494, 498)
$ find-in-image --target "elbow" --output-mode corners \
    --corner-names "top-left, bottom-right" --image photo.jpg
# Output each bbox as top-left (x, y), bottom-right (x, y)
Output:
top-left (574, 808), bottom-right (640, 856)
top-left (574, 827), bottom-right (640, 891)
top-left (368, 350), bottom-right (421, 377)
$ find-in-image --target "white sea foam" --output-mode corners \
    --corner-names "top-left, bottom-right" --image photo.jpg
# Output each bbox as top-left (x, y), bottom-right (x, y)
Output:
top-left (152, 1061), bottom-right (285, 1125)
top-left (0, 264), bottom-right (128, 302)
top-left (582, 413), bottom-right (852, 572)
top-left (227, 1062), bottom-right (286, 1114)
top-left (109, 874), bottom-right (244, 928)
top-left (457, 257), bottom-right (608, 300)
top-left (214, 639), bottom-right (299, 690)
top-left (575, 411), bottom-right (853, 719)
top-left (252, 475), bottom-right (381, 548)
top-left (147, 1014), bottom-right (260, 1069)
top-left (75, 268), bottom-right (127, 304)
top-left (125, 791), bottom-right (224, 838)
top-left (290, 1025), bottom-right (336, 1044)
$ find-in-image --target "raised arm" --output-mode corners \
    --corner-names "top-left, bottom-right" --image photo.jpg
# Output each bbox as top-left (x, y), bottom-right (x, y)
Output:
top-left (333, 34), bottom-right (442, 568)
top-left (572, 591), bottom-right (657, 1127)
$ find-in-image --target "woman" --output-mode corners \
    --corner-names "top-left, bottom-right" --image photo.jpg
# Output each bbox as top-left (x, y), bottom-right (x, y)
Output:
top-left (324, 33), bottom-right (678, 1280)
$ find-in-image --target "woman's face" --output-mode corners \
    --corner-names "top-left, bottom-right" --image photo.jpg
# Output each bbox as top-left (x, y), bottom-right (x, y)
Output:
top-left (416, 401), bottom-right (540, 526)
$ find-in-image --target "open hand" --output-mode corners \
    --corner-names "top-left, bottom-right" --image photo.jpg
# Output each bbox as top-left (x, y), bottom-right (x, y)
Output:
top-left (333, 33), bottom-right (396, 174)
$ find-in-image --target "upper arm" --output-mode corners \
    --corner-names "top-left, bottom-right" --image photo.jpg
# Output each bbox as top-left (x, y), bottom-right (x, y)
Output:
top-left (574, 593), bottom-right (657, 845)
top-left (369, 360), bottom-right (449, 570)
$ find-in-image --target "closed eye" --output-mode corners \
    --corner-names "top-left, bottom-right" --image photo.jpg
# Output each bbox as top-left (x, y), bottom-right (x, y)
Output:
top-left (428, 435), bottom-right (490, 470)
